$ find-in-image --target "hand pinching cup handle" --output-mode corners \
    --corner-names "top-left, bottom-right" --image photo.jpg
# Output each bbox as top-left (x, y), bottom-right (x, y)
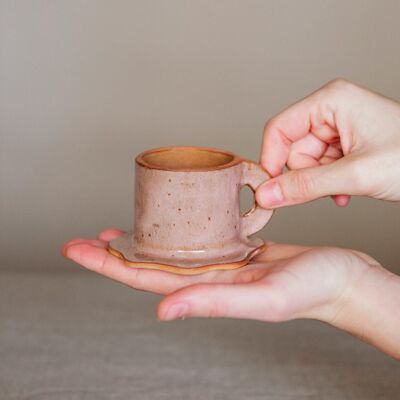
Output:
top-left (240, 160), bottom-right (274, 238)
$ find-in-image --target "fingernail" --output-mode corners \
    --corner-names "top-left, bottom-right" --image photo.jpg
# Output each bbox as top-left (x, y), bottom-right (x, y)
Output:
top-left (258, 182), bottom-right (284, 207)
top-left (163, 303), bottom-right (189, 321)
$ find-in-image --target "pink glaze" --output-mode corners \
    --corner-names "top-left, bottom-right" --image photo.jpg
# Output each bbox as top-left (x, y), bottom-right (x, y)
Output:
top-left (110, 147), bottom-right (273, 268)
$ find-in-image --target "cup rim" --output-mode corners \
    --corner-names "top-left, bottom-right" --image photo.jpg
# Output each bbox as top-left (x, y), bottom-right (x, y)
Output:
top-left (135, 146), bottom-right (242, 171)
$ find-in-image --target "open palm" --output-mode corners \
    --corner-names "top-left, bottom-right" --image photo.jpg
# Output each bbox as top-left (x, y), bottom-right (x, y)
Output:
top-left (63, 228), bottom-right (374, 322)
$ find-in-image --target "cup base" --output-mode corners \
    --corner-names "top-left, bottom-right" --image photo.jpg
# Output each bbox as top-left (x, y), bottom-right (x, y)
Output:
top-left (108, 232), bottom-right (266, 275)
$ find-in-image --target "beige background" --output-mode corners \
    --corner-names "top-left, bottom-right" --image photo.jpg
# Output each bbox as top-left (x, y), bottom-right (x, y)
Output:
top-left (1, 0), bottom-right (400, 272)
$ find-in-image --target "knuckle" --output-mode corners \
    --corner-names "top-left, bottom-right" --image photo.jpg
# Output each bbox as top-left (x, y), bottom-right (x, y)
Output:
top-left (350, 250), bottom-right (381, 266)
top-left (127, 267), bottom-right (147, 290)
top-left (307, 247), bottom-right (340, 263)
top-left (346, 159), bottom-right (370, 194)
top-left (286, 170), bottom-right (316, 201)
top-left (97, 254), bottom-right (107, 274)
top-left (323, 78), bottom-right (359, 100)
top-left (193, 285), bottom-right (225, 318)
top-left (328, 77), bottom-right (348, 86)
top-left (324, 78), bottom-right (351, 91)
top-left (264, 116), bottom-right (277, 133)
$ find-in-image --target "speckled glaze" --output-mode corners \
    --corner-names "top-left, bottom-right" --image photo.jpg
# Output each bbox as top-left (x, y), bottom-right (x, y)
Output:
top-left (109, 147), bottom-right (273, 274)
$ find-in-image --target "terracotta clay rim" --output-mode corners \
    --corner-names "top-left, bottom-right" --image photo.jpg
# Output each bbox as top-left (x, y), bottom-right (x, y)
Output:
top-left (135, 146), bottom-right (243, 172)
top-left (108, 243), bottom-right (266, 275)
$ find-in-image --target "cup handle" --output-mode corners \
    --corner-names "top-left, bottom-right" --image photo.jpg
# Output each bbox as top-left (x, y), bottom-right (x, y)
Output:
top-left (240, 160), bottom-right (274, 238)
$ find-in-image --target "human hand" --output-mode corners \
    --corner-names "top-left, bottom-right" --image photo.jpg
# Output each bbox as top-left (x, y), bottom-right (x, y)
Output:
top-left (63, 228), bottom-right (400, 358)
top-left (62, 228), bottom-right (374, 323)
top-left (256, 79), bottom-right (400, 208)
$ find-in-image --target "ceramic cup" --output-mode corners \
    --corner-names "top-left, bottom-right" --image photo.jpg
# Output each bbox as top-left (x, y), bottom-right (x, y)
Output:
top-left (108, 146), bottom-right (273, 274)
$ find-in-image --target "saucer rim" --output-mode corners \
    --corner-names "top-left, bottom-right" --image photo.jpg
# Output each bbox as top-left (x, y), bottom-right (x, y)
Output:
top-left (107, 241), bottom-right (266, 275)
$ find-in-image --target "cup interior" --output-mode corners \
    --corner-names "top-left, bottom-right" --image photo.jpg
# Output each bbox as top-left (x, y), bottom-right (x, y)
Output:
top-left (138, 147), bottom-right (237, 171)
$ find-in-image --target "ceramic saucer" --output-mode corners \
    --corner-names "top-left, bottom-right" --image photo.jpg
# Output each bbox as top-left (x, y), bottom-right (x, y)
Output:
top-left (108, 232), bottom-right (266, 275)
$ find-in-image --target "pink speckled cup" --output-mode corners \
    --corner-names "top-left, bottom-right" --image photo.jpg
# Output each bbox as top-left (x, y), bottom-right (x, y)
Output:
top-left (109, 147), bottom-right (273, 274)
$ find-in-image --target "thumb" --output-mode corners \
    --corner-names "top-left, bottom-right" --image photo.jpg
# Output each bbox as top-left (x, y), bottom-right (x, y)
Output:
top-left (157, 282), bottom-right (286, 322)
top-left (256, 160), bottom-right (355, 208)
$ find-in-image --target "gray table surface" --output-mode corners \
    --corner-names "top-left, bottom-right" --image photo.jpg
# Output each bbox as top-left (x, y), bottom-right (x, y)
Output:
top-left (0, 270), bottom-right (399, 400)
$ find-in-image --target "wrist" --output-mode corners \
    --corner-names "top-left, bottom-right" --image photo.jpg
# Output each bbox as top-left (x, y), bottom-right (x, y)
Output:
top-left (325, 264), bottom-right (400, 359)
top-left (327, 263), bottom-right (390, 326)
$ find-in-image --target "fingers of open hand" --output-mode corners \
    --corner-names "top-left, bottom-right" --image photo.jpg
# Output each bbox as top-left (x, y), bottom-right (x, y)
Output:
top-left (97, 228), bottom-right (126, 242)
top-left (64, 240), bottom-right (189, 294)
top-left (62, 227), bottom-right (124, 257)
top-left (62, 229), bottom-right (251, 294)
top-left (158, 281), bottom-right (288, 322)
top-left (62, 238), bottom-right (108, 255)
top-left (63, 228), bottom-right (189, 294)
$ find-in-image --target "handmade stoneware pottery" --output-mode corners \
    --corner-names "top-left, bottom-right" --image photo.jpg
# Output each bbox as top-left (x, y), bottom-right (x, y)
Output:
top-left (108, 146), bottom-right (273, 275)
